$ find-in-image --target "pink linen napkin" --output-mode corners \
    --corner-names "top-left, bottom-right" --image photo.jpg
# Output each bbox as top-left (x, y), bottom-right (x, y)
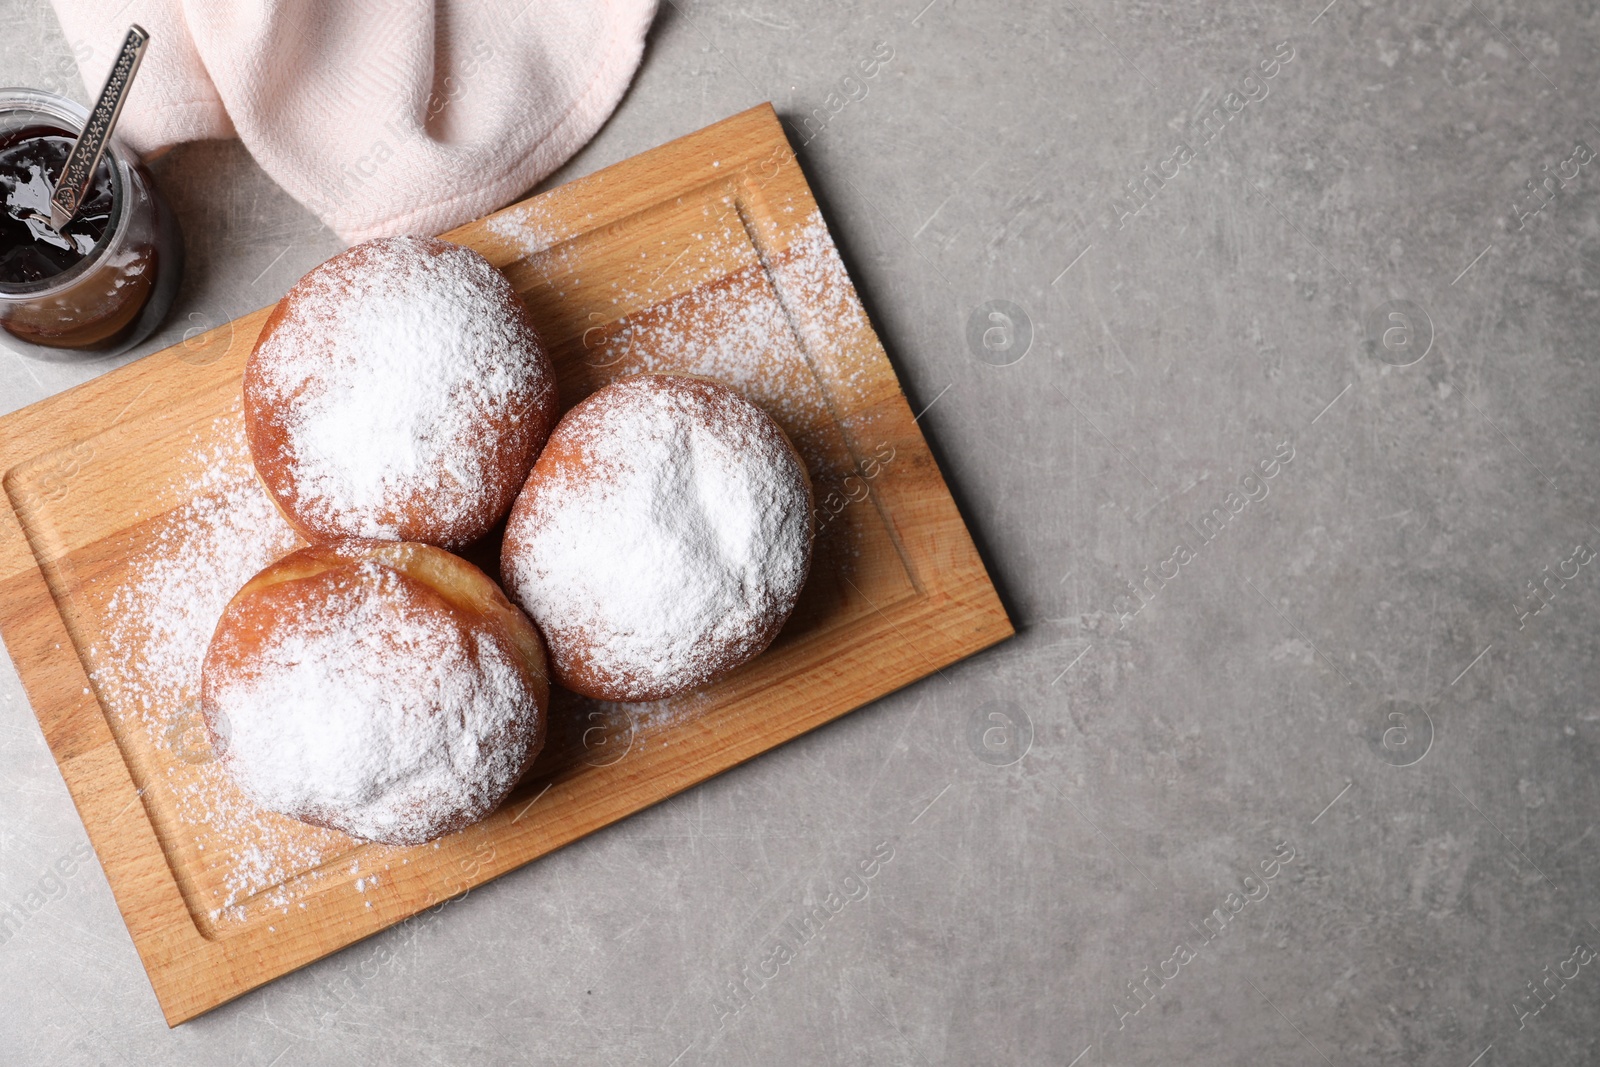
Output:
top-left (47, 0), bottom-right (657, 242)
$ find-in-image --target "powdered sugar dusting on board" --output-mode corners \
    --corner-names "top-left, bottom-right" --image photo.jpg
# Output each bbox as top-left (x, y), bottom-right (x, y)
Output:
top-left (206, 558), bottom-right (539, 846)
top-left (765, 213), bottom-right (873, 405)
top-left (603, 270), bottom-right (805, 418)
top-left (89, 419), bottom-right (301, 731)
top-left (485, 200), bottom-right (565, 257)
top-left (503, 377), bottom-right (812, 700)
top-left (579, 212), bottom-right (872, 427)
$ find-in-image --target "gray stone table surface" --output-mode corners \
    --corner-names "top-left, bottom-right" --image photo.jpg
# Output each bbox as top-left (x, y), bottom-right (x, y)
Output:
top-left (2, 1), bottom-right (1598, 1063)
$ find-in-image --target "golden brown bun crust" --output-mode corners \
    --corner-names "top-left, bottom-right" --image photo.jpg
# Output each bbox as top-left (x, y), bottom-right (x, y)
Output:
top-left (200, 539), bottom-right (550, 844)
top-left (501, 373), bottom-right (813, 702)
top-left (243, 236), bottom-right (558, 549)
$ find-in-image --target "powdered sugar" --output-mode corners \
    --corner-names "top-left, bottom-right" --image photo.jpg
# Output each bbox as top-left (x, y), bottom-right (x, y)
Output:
top-left (611, 211), bottom-right (870, 409)
top-left (605, 268), bottom-right (810, 421)
top-left (485, 200), bottom-right (564, 257)
top-left (84, 416), bottom-right (362, 925)
top-left (205, 557), bottom-right (540, 846)
top-left (248, 235), bottom-right (553, 544)
top-left (503, 376), bottom-right (812, 699)
top-left (90, 419), bottom-right (302, 733)
top-left (766, 214), bottom-right (873, 402)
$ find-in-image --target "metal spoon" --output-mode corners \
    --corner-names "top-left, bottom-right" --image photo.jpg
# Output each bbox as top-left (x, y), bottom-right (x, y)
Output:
top-left (48, 24), bottom-right (150, 232)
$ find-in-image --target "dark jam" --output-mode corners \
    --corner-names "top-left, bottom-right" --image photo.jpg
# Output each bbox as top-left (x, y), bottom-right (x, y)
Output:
top-left (0, 126), bottom-right (114, 284)
top-left (0, 116), bottom-right (182, 354)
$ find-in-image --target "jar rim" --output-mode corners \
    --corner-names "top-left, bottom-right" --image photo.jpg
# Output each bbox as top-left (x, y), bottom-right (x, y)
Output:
top-left (0, 87), bottom-right (133, 298)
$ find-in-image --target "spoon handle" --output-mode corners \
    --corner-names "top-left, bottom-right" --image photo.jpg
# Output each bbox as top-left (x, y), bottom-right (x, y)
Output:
top-left (49, 24), bottom-right (150, 231)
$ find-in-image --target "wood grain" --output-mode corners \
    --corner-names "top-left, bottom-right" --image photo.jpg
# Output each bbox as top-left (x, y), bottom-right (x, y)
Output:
top-left (0, 104), bottom-right (1012, 1025)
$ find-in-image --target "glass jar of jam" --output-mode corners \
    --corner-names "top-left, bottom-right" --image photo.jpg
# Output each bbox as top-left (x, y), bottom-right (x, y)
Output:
top-left (0, 87), bottom-right (183, 358)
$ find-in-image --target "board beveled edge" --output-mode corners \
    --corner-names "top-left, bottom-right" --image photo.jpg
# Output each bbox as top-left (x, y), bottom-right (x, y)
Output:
top-left (0, 103), bottom-right (1014, 1026)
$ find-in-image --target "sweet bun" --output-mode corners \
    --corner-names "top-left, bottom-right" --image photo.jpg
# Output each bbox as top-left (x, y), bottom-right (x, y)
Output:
top-left (501, 374), bottom-right (813, 702)
top-left (243, 235), bottom-right (557, 549)
top-left (200, 538), bottom-right (549, 845)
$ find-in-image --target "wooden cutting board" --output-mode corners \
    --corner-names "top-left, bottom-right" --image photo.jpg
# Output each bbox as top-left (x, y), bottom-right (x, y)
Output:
top-left (0, 104), bottom-right (1011, 1025)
